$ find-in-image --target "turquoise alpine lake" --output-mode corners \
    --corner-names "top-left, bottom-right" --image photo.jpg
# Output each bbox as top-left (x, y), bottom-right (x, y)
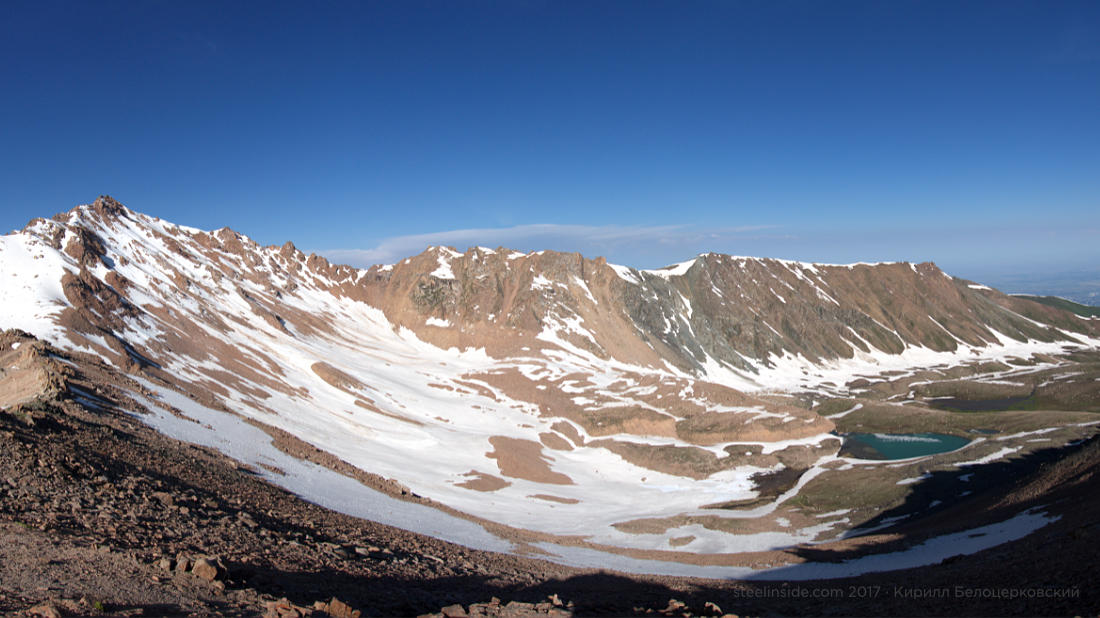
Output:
top-left (840, 432), bottom-right (971, 460)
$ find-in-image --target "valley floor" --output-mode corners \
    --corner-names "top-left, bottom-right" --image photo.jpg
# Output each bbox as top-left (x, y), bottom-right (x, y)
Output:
top-left (2, 352), bottom-right (1099, 617)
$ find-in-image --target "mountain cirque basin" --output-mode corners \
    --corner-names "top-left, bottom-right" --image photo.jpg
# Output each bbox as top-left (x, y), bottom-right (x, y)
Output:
top-left (1, 197), bottom-right (1099, 615)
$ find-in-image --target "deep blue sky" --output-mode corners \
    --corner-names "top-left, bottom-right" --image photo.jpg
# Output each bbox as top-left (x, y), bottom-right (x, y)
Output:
top-left (2, 1), bottom-right (1098, 281)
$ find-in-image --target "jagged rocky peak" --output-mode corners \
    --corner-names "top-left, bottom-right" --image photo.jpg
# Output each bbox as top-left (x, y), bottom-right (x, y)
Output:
top-left (45, 195), bottom-right (132, 230)
top-left (90, 194), bottom-right (129, 219)
top-left (278, 239), bottom-right (300, 259)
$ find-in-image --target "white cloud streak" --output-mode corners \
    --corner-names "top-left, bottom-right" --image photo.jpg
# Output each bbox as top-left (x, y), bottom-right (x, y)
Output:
top-left (319, 223), bottom-right (780, 269)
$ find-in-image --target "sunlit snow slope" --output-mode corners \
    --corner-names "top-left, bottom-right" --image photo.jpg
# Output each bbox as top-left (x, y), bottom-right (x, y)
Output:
top-left (2, 197), bottom-right (1097, 560)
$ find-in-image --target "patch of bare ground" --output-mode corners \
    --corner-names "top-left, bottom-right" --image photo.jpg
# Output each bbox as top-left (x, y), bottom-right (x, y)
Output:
top-left (353, 397), bottom-right (424, 426)
top-left (576, 406), bottom-right (678, 438)
top-left (457, 471), bottom-right (511, 492)
top-left (549, 422), bottom-right (585, 448)
top-left (310, 362), bottom-right (365, 392)
top-left (537, 432), bottom-right (573, 451)
top-left (586, 437), bottom-right (837, 481)
top-left (667, 536), bottom-right (694, 548)
top-left (675, 410), bottom-right (833, 444)
top-left (613, 509), bottom-right (830, 542)
top-left (589, 439), bottom-right (732, 480)
top-left (466, 369), bottom-right (685, 440)
top-left (527, 495), bottom-right (579, 505)
top-left (462, 369), bottom-right (561, 414)
top-left (487, 437), bottom-right (574, 485)
top-left (701, 466), bottom-right (809, 510)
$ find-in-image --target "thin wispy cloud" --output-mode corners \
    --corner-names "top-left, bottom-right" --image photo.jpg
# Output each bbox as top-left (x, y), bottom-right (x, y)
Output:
top-left (320, 223), bottom-right (782, 269)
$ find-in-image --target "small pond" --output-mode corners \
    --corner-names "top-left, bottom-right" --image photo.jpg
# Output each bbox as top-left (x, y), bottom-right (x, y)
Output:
top-left (839, 432), bottom-right (971, 460)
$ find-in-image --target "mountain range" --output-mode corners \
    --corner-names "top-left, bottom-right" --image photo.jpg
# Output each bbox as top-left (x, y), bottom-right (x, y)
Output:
top-left (2, 196), bottom-right (1099, 582)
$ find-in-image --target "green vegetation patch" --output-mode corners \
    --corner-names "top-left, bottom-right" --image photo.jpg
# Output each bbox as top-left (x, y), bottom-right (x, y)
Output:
top-left (925, 395), bottom-right (1037, 413)
top-left (823, 397), bottom-right (1093, 436)
top-left (814, 398), bottom-right (859, 417)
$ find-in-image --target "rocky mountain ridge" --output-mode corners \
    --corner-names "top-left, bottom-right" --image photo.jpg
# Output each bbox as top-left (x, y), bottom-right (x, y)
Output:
top-left (3, 196), bottom-right (1099, 574)
top-left (363, 243), bottom-right (1096, 385)
top-left (14, 196), bottom-right (1095, 385)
